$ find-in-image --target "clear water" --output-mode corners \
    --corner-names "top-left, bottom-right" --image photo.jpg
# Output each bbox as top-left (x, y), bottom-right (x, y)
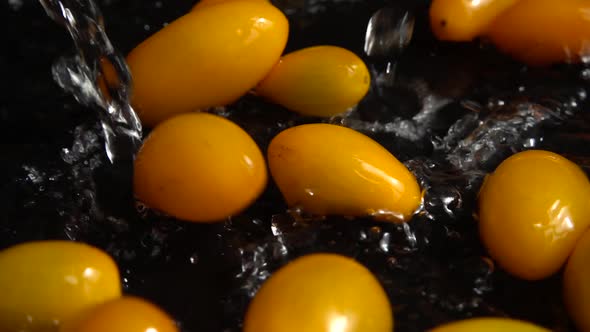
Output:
top-left (8, 0), bottom-right (589, 330)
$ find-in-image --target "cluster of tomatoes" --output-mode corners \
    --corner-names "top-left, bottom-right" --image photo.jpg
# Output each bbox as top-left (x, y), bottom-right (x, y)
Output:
top-left (3, 0), bottom-right (590, 331)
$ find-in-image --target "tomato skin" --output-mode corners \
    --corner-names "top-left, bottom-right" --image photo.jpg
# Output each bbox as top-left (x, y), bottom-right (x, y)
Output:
top-left (0, 241), bottom-right (121, 332)
top-left (429, 317), bottom-right (550, 332)
top-left (257, 46), bottom-right (371, 117)
top-left (564, 229), bottom-right (590, 332)
top-left (478, 150), bottom-right (590, 280)
top-left (243, 253), bottom-right (393, 332)
top-left (127, 0), bottom-right (289, 127)
top-left (133, 112), bottom-right (267, 223)
top-left (267, 123), bottom-right (421, 222)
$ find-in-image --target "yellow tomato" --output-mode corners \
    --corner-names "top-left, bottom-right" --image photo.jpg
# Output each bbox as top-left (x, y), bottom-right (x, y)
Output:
top-left (256, 46), bottom-right (371, 117)
top-left (478, 150), bottom-right (590, 280)
top-left (429, 0), bottom-right (519, 41)
top-left (60, 296), bottom-right (178, 332)
top-left (267, 124), bottom-right (421, 222)
top-left (484, 0), bottom-right (590, 66)
top-left (0, 241), bottom-right (121, 331)
top-left (127, 1), bottom-right (289, 127)
top-left (429, 318), bottom-right (550, 332)
top-left (564, 229), bottom-right (590, 332)
top-left (243, 253), bottom-right (393, 332)
top-left (133, 112), bottom-right (267, 222)
top-left (191, 0), bottom-right (268, 11)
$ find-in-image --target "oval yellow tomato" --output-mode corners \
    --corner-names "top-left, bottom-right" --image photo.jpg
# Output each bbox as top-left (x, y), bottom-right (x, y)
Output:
top-left (256, 46), bottom-right (371, 117)
top-left (127, 0), bottom-right (289, 127)
top-left (478, 150), bottom-right (590, 280)
top-left (429, 0), bottom-right (519, 41)
top-left (134, 112), bottom-right (267, 222)
top-left (0, 241), bottom-right (121, 331)
top-left (243, 253), bottom-right (393, 332)
top-left (429, 318), bottom-right (550, 332)
top-left (267, 123), bottom-right (421, 222)
top-left (564, 229), bottom-right (590, 332)
top-left (60, 296), bottom-right (178, 332)
top-left (484, 0), bottom-right (590, 66)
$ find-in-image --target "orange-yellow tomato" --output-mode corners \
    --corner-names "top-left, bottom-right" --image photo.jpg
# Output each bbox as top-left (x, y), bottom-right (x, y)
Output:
top-left (485, 0), bottom-right (590, 66)
top-left (133, 112), bottom-right (267, 222)
top-left (243, 253), bottom-right (393, 332)
top-left (191, 0), bottom-right (268, 11)
top-left (478, 150), bottom-right (590, 280)
top-left (60, 296), bottom-right (178, 332)
top-left (0, 241), bottom-right (121, 331)
top-left (256, 46), bottom-right (371, 117)
top-left (267, 124), bottom-right (421, 222)
top-left (429, 318), bottom-right (550, 332)
top-left (127, 1), bottom-right (289, 127)
top-left (564, 228), bottom-right (590, 332)
top-left (429, 0), bottom-right (519, 41)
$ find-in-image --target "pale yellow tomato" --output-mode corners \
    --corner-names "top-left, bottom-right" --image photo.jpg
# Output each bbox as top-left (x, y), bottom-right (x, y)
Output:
top-left (133, 112), bottom-right (267, 222)
top-left (127, 0), bottom-right (289, 127)
top-left (429, 0), bottom-right (519, 41)
top-left (267, 123), bottom-right (421, 222)
top-left (0, 241), bottom-right (121, 331)
top-left (256, 46), bottom-right (371, 117)
top-left (243, 253), bottom-right (393, 332)
top-left (60, 296), bottom-right (178, 332)
top-left (564, 228), bottom-right (590, 332)
top-left (478, 150), bottom-right (590, 280)
top-left (484, 0), bottom-right (590, 66)
top-left (429, 318), bottom-right (550, 332)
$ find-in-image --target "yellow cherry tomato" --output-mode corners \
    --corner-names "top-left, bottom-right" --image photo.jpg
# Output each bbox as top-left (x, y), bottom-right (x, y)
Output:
top-left (256, 46), bottom-right (371, 117)
top-left (429, 0), bottom-right (519, 41)
top-left (484, 0), bottom-right (590, 66)
top-left (429, 318), bottom-right (550, 332)
top-left (133, 112), bottom-right (267, 222)
top-left (564, 228), bottom-right (590, 332)
top-left (191, 0), bottom-right (268, 11)
top-left (59, 296), bottom-right (178, 332)
top-left (0, 241), bottom-right (121, 331)
top-left (267, 123), bottom-right (421, 222)
top-left (127, 1), bottom-right (289, 127)
top-left (243, 253), bottom-right (393, 332)
top-left (478, 150), bottom-right (590, 280)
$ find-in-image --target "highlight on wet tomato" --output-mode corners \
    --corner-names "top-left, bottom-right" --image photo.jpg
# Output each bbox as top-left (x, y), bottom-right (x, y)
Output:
top-left (59, 296), bottom-right (178, 332)
top-left (429, 0), bottom-right (519, 41)
top-left (0, 241), bottom-right (121, 331)
top-left (267, 123), bottom-right (421, 222)
top-left (256, 46), bottom-right (371, 117)
top-left (127, 0), bottom-right (289, 127)
top-left (484, 0), bottom-right (590, 66)
top-left (478, 150), bottom-right (590, 280)
top-left (429, 317), bottom-right (551, 332)
top-left (564, 228), bottom-right (590, 332)
top-left (243, 253), bottom-right (393, 332)
top-left (133, 112), bottom-right (267, 223)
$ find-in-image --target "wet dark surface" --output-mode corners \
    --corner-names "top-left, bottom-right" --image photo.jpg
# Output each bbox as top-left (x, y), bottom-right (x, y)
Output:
top-left (2, 0), bottom-right (590, 331)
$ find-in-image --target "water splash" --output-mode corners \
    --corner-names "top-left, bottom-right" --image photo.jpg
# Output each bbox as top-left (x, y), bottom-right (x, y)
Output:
top-left (39, 0), bottom-right (142, 164)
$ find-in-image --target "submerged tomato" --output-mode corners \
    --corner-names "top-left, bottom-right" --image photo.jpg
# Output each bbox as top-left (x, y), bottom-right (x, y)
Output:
top-left (429, 0), bottom-right (519, 41)
top-left (430, 318), bottom-right (550, 332)
top-left (256, 46), bottom-right (371, 117)
top-left (133, 112), bottom-right (267, 222)
top-left (485, 0), bottom-right (590, 66)
top-left (478, 150), bottom-right (590, 280)
top-left (127, 0), bottom-right (288, 126)
top-left (0, 241), bottom-right (121, 331)
top-left (60, 296), bottom-right (178, 332)
top-left (564, 229), bottom-right (590, 332)
top-left (267, 123), bottom-right (421, 222)
top-left (243, 253), bottom-right (393, 332)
